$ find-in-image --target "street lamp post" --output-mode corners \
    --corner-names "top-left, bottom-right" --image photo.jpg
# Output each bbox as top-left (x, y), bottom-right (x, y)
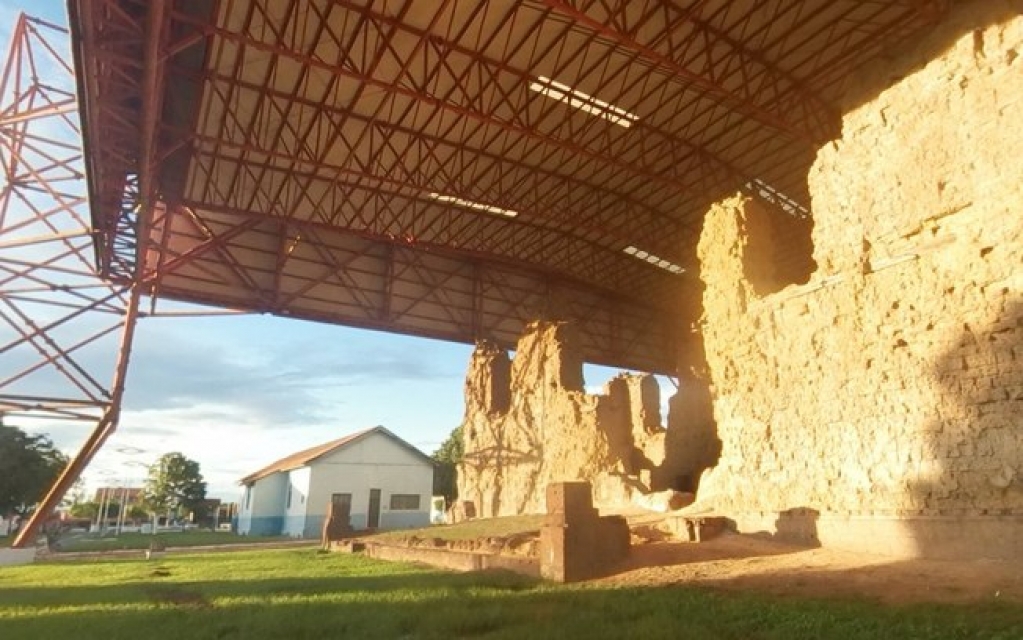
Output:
top-left (95, 469), bottom-right (118, 533)
top-left (92, 486), bottom-right (105, 532)
top-left (124, 458), bottom-right (154, 535)
top-left (88, 446), bottom-right (149, 537)
top-left (115, 482), bottom-right (128, 535)
top-left (113, 446), bottom-right (149, 536)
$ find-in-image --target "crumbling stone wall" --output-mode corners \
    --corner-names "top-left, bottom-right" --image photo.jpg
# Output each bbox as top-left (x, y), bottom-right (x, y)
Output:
top-left (458, 321), bottom-right (703, 516)
top-left (694, 4), bottom-right (1022, 557)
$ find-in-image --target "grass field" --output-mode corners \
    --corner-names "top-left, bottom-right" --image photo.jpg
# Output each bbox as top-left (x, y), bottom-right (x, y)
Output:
top-left (1, 548), bottom-right (1020, 640)
top-left (53, 531), bottom-right (298, 552)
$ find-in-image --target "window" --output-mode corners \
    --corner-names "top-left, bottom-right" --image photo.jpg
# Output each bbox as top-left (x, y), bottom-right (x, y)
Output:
top-left (428, 192), bottom-right (518, 218)
top-left (286, 486), bottom-right (292, 509)
top-left (389, 494), bottom-right (421, 510)
top-left (623, 245), bottom-right (685, 274)
top-left (529, 75), bottom-right (639, 128)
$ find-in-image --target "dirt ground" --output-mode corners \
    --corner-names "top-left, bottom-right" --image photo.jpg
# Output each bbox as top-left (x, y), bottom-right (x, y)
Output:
top-left (366, 513), bottom-right (1022, 605)
top-left (594, 531), bottom-right (1023, 605)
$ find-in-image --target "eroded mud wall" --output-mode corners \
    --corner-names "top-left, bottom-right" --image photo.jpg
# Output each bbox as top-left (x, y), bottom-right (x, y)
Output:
top-left (458, 322), bottom-right (694, 516)
top-left (695, 4), bottom-right (1023, 558)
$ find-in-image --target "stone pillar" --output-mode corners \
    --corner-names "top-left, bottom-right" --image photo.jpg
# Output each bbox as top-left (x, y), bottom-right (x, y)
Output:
top-left (539, 481), bottom-right (629, 582)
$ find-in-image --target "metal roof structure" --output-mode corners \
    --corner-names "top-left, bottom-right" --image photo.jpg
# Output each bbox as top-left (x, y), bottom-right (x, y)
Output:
top-left (5, 1), bottom-right (953, 546)
top-left (69, 0), bottom-right (947, 375)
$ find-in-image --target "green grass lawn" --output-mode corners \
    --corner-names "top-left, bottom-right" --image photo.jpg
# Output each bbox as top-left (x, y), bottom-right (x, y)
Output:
top-left (55, 531), bottom-right (298, 552)
top-left (1, 548), bottom-right (1020, 640)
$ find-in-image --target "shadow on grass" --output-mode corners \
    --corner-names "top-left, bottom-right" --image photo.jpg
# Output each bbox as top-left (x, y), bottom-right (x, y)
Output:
top-left (0, 568), bottom-right (535, 610)
top-left (3, 578), bottom-right (1020, 640)
top-left (2, 557), bottom-right (1021, 640)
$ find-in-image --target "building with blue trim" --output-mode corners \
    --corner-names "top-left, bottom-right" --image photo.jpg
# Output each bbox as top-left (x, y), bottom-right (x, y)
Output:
top-left (236, 426), bottom-right (434, 537)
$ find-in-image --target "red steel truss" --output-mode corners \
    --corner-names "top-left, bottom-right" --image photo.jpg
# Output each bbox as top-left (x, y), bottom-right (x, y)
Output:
top-left (65, 0), bottom-right (948, 381)
top-left (0, 14), bottom-right (142, 547)
top-left (69, 0), bottom-right (684, 375)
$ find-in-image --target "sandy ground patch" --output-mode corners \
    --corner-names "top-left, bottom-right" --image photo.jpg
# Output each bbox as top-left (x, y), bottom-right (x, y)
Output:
top-left (594, 532), bottom-right (1022, 605)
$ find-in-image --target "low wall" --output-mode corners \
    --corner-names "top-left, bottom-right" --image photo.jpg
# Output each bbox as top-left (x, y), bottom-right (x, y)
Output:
top-left (362, 542), bottom-right (539, 578)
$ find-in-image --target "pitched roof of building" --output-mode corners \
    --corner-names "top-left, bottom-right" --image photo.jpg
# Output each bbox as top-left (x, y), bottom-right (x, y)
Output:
top-left (239, 426), bottom-right (433, 485)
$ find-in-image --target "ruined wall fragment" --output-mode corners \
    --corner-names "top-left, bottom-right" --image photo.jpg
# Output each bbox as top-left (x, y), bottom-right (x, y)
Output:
top-left (458, 321), bottom-right (703, 516)
top-left (459, 322), bottom-right (621, 516)
top-left (694, 4), bottom-right (1023, 558)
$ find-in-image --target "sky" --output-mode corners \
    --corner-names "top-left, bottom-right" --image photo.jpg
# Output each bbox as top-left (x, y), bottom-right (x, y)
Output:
top-left (0, 0), bottom-right (668, 503)
top-left (81, 313), bottom-right (477, 501)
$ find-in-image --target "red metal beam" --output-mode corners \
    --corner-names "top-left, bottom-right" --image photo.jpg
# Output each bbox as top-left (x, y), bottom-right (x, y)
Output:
top-left (135, 0), bottom-right (166, 271)
top-left (0, 11), bottom-right (145, 548)
top-left (13, 283), bottom-right (142, 548)
top-left (168, 8), bottom-right (714, 199)
top-left (323, 1), bottom-right (741, 192)
top-left (185, 69), bottom-right (691, 238)
top-left (183, 123), bottom-right (686, 262)
top-left (541, 0), bottom-right (839, 142)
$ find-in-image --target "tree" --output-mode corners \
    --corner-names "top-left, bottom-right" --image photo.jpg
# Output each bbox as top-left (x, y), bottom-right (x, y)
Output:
top-left (61, 478), bottom-right (87, 510)
top-left (431, 426), bottom-right (463, 504)
top-left (0, 417), bottom-right (68, 522)
top-left (127, 504), bottom-right (149, 522)
top-left (69, 500), bottom-right (100, 521)
top-left (141, 452), bottom-right (207, 523)
top-left (69, 499), bottom-right (123, 521)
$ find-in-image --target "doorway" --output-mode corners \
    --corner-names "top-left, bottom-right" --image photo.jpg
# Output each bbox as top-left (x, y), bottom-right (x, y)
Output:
top-left (330, 492), bottom-right (352, 518)
top-left (367, 489), bottom-right (381, 529)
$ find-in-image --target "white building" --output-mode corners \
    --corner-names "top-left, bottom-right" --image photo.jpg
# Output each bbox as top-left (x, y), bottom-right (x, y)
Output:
top-left (236, 426), bottom-right (434, 538)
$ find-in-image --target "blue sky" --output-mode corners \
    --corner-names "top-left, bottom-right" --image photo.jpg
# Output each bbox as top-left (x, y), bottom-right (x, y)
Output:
top-left (1, 0), bottom-right (663, 502)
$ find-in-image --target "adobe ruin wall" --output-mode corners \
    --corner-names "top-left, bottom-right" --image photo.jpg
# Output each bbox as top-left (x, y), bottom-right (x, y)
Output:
top-left (694, 3), bottom-right (1022, 558)
top-left (457, 322), bottom-right (706, 517)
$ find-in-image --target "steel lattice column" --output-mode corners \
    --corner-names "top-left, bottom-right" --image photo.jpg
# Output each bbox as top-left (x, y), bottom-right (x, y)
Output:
top-left (0, 13), bottom-right (141, 549)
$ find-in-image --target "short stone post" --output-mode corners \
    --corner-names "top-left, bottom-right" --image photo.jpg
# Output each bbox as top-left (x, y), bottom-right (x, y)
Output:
top-left (539, 481), bottom-right (629, 582)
